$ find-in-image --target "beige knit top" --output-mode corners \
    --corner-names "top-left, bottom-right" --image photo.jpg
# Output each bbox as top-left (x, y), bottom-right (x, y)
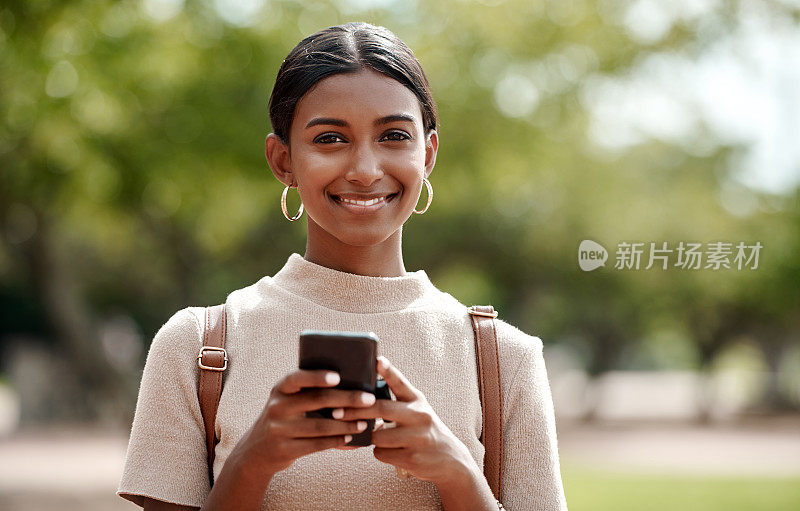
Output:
top-left (118, 253), bottom-right (567, 510)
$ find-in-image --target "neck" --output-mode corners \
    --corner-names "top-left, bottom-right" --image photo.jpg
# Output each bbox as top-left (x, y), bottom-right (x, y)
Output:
top-left (304, 219), bottom-right (407, 277)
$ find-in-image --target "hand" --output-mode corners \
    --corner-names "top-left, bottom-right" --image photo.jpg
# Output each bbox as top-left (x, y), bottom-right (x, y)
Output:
top-left (332, 356), bottom-right (480, 486)
top-left (231, 369), bottom-right (376, 478)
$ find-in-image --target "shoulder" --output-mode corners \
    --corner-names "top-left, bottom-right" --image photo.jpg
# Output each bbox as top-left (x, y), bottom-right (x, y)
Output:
top-left (423, 284), bottom-right (544, 356)
top-left (156, 307), bottom-right (204, 342)
top-left (493, 317), bottom-right (544, 360)
top-left (147, 274), bottom-right (277, 360)
top-left (132, 308), bottom-right (208, 422)
top-left (486, 318), bottom-right (552, 418)
top-left (425, 287), bottom-right (545, 374)
top-left (473, 310), bottom-right (545, 388)
top-left (226, 276), bottom-right (272, 309)
top-left (145, 307), bottom-right (205, 367)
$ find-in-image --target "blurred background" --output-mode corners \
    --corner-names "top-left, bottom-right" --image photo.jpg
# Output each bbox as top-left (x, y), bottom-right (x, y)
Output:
top-left (1, 0), bottom-right (799, 509)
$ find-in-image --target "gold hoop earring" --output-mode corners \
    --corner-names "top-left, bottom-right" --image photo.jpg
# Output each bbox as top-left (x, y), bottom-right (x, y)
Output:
top-left (281, 184), bottom-right (304, 221)
top-left (413, 178), bottom-right (433, 214)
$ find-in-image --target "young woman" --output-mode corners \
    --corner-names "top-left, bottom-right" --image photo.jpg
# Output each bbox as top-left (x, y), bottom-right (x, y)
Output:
top-left (118, 22), bottom-right (567, 511)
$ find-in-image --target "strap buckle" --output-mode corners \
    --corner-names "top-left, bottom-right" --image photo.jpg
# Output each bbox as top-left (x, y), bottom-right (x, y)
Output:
top-left (198, 346), bottom-right (228, 371)
top-left (468, 306), bottom-right (498, 318)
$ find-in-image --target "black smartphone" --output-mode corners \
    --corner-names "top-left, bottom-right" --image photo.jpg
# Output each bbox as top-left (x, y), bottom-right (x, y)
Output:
top-left (298, 330), bottom-right (389, 446)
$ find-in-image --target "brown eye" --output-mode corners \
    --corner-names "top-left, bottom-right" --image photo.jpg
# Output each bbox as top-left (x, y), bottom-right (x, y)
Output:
top-left (315, 133), bottom-right (345, 144)
top-left (382, 130), bottom-right (411, 141)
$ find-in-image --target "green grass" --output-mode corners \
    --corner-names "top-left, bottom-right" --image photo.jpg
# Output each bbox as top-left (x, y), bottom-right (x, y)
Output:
top-left (562, 466), bottom-right (800, 511)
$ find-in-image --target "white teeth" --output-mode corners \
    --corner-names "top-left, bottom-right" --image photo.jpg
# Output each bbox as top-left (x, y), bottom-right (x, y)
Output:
top-left (339, 196), bottom-right (387, 206)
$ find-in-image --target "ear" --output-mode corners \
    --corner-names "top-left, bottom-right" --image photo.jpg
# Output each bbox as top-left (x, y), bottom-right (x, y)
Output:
top-left (266, 133), bottom-right (294, 186)
top-left (423, 130), bottom-right (438, 180)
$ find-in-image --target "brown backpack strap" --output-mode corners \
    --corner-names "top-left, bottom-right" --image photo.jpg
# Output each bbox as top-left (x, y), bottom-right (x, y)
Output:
top-left (469, 305), bottom-right (503, 502)
top-left (198, 304), bottom-right (228, 487)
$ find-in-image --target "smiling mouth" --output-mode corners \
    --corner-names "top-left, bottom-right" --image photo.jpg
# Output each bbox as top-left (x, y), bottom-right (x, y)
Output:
top-left (330, 193), bottom-right (399, 213)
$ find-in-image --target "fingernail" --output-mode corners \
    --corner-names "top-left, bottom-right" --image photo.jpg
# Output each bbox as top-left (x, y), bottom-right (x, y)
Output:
top-left (377, 357), bottom-right (388, 370)
top-left (356, 421), bottom-right (367, 431)
top-left (325, 372), bottom-right (340, 385)
top-left (343, 435), bottom-right (352, 444)
top-left (332, 408), bottom-right (344, 419)
top-left (361, 393), bottom-right (376, 405)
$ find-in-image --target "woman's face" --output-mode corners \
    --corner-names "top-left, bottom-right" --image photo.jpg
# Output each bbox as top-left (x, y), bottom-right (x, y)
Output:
top-left (267, 68), bottom-right (438, 248)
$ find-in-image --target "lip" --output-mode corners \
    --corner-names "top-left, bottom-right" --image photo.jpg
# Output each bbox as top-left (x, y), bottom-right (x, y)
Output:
top-left (330, 193), bottom-right (398, 215)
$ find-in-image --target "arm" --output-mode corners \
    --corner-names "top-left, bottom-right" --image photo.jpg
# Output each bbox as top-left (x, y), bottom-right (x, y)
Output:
top-left (436, 464), bottom-right (498, 511)
top-left (118, 309), bottom-right (213, 508)
top-left (500, 341), bottom-right (567, 510)
top-left (143, 498), bottom-right (199, 510)
top-left (139, 455), bottom-right (277, 510)
top-left (140, 454), bottom-right (275, 511)
top-left (197, 449), bottom-right (273, 511)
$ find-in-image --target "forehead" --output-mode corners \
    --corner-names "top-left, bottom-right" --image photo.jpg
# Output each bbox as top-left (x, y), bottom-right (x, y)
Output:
top-left (292, 68), bottom-right (423, 127)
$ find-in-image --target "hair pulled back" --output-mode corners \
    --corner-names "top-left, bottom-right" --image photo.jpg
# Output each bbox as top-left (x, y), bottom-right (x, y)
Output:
top-left (268, 22), bottom-right (439, 144)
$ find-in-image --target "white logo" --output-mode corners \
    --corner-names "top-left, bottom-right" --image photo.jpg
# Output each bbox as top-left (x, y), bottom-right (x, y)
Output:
top-left (578, 239), bottom-right (608, 272)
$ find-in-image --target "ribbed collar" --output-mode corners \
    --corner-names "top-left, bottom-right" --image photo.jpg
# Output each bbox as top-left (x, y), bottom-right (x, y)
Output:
top-left (271, 253), bottom-right (437, 314)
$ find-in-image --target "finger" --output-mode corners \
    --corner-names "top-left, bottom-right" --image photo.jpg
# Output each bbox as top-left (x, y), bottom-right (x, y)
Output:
top-left (334, 399), bottom-right (407, 423)
top-left (275, 418), bottom-right (369, 439)
top-left (377, 356), bottom-right (418, 402)
top-left (371, 426), bottom-right (420, 448)
top-left (284, 388), bottom-right (376, 416)
top-left (276, 370), bottom-right (340, 394)
top-left (372, 446), bottom-right (408, 467)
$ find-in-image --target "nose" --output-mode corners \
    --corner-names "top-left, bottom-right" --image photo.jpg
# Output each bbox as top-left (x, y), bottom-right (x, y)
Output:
top-left (345, 144), bottom-right (384, 187)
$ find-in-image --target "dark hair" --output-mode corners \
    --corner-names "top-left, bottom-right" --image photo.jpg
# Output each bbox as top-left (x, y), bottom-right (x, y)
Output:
top-left (268, 22), bottom-right (439, 144)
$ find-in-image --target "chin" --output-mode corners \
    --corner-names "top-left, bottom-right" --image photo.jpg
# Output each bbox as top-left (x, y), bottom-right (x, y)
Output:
top-left (330, 223), bottom-right (403, 247)
top-left (336, 231), bottom-right (394, 247)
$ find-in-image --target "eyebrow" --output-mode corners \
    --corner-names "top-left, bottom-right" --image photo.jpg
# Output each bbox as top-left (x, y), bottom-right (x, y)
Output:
top-left (304, 114), bottom-right (416, 129)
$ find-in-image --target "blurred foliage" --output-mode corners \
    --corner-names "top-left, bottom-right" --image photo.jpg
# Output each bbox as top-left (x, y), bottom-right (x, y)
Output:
top-left (0, 0), bottom-right (798, 422)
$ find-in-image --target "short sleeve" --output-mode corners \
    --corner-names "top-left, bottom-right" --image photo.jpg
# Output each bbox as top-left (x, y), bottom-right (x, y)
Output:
top-left (117, 307), bottom-right (210, 508)
top-left (496, 323), bottom-right (568, 510)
